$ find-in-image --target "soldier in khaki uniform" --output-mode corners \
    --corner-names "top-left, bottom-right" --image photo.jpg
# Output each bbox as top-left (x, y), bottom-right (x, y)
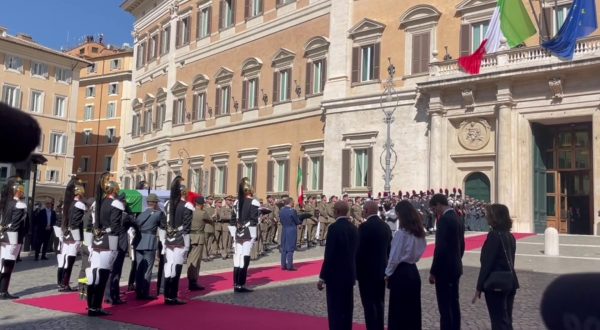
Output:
top-left (324, 195), bottom-right (338, 241)
top-left (275, 198), bottom-right (284, 247)
top-left (295, 200), bottom-right (306, 248)
top-left (259, 198), bottom-right (271, 252)
top-left (218, 196), bottom-right (234, 259)
top-left (202, 196), bottom-right (217, 260)
top-left (304, 196), bottom-right (318, 247)
top-left (351, 196), bottom-right (364, 226)
top-left (265, 196), bottom-right (278, 245)
top-left (187, 196), bottom-right (210, 291)
top-left (317, 195), bottom-right (328, 246)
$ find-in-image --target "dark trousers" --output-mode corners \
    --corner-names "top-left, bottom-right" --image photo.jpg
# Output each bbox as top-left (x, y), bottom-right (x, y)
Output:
top-left (106, 250), bottom-right (126, 301)
top-left (128, 258), bottom-right (137, 287)
top-left (484, 290), bottom-right (516, 330)
top-left (156, 243), bottom-right (164, 295)
top-left (135, 250), bottom-right (155, 298)
top-left (33, 229), bottom-right (51, 257)
top-left (281, 250), bottom-right (294, 269)
top-left (435, 278), bottom-right (461, 330)
top-left (388, 263), bottom-right (422, 330)
top-left (326, 283), bottom-right (354, 330)
top-left (358, 279), bottom-right (385, 330)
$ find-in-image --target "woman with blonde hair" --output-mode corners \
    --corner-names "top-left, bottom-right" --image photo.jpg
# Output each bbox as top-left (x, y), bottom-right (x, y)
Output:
top-left (472, 204), bottom-right (519, 330)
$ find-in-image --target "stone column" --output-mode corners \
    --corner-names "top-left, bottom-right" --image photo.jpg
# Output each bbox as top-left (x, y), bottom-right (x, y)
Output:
top-left (593, 108), bottom-right (600, 235)
top-left (496, 82), bottom-right (514, 208)
top-left (322, 0), bottom-right (352, 100)
top-left (428, 90), bottom-right (444, 189)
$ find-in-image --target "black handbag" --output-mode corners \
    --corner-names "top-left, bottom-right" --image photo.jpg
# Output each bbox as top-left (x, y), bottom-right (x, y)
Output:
top-left (483, 232), bottom-right (516, 292)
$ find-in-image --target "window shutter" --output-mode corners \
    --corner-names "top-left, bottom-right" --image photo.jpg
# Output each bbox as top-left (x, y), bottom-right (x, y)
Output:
top-left (251, 163), bottom-right (257, 188)
top-left (210, 167), bottom-right (216, 194)
top-left (244, 0), bottom-right (250, 19)
top-left (192, 94), bottom-right (198, 120)
top-left (411, 34), bottom-right (423, 75)
top-left (39, 133), bottom-right (45, 152)
top-left (351, 47), bottom-right (360, 83)
top-left (366, 148), bottom-right (373, 188)
top-left (46, 170), bottom-right (50, 182)
top-left (242, 80), bottom-right (247, 111)
top-left (215, 88), bottom-right (221, 116)
top-left (305, 63), bottom-right (312, 96)
top-left (176, 21), bottom-right (181, 47)
top-left (272, 72), bottom-right (279, 103)
top-left (15, 88), bottom-right (22, 109)
top-left (321, 59), bottom-right (327, 93)
top-left (342, 150), bottom-right (350, 189)
top-left (541, 8), bottom-right (553, 41)
top-left (172, 100), bottom-right (178, 123)
top-left (318, 155), bottom-right (324, 190)
top-left (61, 136), bottom-right (68, 155)
top-left (182, 98), bottom-right (187, 122)
top-left (207, 7), bottom-right (212, 34)
top-left (421, 32), bottom-right (431, 74)
top-left (267, 160), bottom-right (274, 192)
top-left (373, 43), bottom-right (381, 80)
top-left (459, 24), bottom-right (470, 57)
top-left (219, 0), bottom-right (224, 29)
top-left (186, 18), bottom-right (191, 44)
top-left (231, 0), bottom-right (236, 25)
top-left (302, 157), bottom-right (308, 190)
top-left (286, 69), bottom-right (291, 100)
top-left (223, 166), bottom-right (228, 194)
top-left (254, 78), bottom-right (259, 108)
top-left (237, 163), bottom-right (243, 184)
top-left (283, 159), bottom-right (289, 192)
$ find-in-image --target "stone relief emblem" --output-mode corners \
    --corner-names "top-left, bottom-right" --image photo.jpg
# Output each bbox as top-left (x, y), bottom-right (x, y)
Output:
top-left (458, 119), bottom-right (491, 151)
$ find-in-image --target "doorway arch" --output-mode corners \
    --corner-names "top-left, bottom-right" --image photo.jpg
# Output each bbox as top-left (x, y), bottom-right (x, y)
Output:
top-left (464, 172), bottom-right (491, 203)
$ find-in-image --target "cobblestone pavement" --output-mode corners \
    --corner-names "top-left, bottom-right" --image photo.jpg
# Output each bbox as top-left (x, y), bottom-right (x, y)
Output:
top-left (1, 233), bottom-right (598, 329)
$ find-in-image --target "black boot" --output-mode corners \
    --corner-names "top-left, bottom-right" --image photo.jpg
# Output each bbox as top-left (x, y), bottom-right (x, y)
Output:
top-left (235, 257), bottom-right (253, 293)
top-left (57, 268), bottom-right (65, 288)
top-left (59, 256), bottom-right (77, 292)
top-left (166, 265), bottom-right (186, 305)
top-left (0, 260), bottom-right (18, 300)
top-left (232, 267), bottom-right (240, 289)
top-left (89, 269), bottom-right (111, 316)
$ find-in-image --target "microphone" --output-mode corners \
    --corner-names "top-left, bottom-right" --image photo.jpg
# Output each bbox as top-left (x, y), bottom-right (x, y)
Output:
top-left (540, 273), bottom-right (600, 329)
top-left (0, 103), bottom-right (41, 162)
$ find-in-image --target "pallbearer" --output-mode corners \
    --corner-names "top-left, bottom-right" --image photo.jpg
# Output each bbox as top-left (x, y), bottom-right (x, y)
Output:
top-left (58, 178), bottom-right (86, 292)
top-left (0, 177), bottom-right (27, 300)
top-left (229, 177), bottom-right (259, 293)
top-left (158, 176), bottom-right (192, 305)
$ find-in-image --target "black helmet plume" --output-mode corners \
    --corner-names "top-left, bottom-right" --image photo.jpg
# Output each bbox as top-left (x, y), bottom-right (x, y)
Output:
top-left (96, 172), bottom-right (111, 223)
top-left (170, 176), bottom-right (184, 220)
top-left (63, 177), bottom-right (78, 227)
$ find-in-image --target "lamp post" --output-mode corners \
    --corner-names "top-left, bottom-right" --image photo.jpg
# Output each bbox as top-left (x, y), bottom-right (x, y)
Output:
top-left (380, 58), bottom-right (400, 195)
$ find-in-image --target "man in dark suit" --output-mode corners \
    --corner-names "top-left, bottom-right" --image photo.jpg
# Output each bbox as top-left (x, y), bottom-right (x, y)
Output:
top-left (279, 197), bottom-right (301, 270)
top-left (429, 193), bottom-right (465, 330)
top-left (318, 200), bottom-right (359, 330)
top-left (356, 201), bottom-right (392, 330)
top-left (33, 198), bottom-right (57, 260)
top-left (134, 194), bottom-right (165, 300)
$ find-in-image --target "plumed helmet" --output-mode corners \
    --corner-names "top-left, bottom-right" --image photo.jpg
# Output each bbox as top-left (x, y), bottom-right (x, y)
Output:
top-left (0, 176), bottom-right (24, 215)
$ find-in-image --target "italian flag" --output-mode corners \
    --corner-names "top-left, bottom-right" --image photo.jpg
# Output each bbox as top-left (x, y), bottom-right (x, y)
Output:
top-left (458, 0), bottom-right (536, 74)
top-left (297, 163), bottom-right (304, 207)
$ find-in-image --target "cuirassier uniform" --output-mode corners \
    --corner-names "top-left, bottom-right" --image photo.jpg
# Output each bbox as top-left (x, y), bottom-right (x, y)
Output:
top-left (59, 199), bottom-right (85, 291)
top-left (229, 178), bottom-right (259, 293)
top-left (0, 177), bottom-right (27, 300)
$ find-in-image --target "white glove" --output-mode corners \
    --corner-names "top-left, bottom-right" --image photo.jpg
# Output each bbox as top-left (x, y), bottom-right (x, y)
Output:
top-left (183, 234), bottom-right (191, 252)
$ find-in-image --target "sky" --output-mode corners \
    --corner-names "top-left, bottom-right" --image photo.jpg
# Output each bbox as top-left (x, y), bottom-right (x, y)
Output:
top-left (0, 0), bottom-right (134, 51)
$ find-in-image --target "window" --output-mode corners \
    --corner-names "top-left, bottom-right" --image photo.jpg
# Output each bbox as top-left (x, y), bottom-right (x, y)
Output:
top-left (354, 149), bottom-right (369, 187)
top-left (56, 68), bottom-right (72, 83)
top-left (104, 156), bottom-right (113, 171)
top-left (310, 156), bottom-right (322, 191)
top-left (276, 0), bottom-right (295, 6)
top-left (471, 21), bottom-right (489, 52)
top-left (190, 168), bottom-right (202, 193)
top-left (144, 107), bottom-right (152, 132)
top-left (553, 5), bottom-right (570, 36)
top-left (275, 69), bottom-right (291, 103)
top-left (46, 170), bottom-right (60, 183)
top-left (84, 105), bottom-right (94, 120)
top-left (155, 103), bottom-right (166, 130)
top-left (275, 160), bottom-right (287, 192)
top-left (216, 86), bottom-right (230, 115)
top-left (110, 59), bottom-right (121, 70)
top-left (5, 55), bottom-right (23, 72)
top-left (161, 26), bottom-right (171, 55)
top-left (87, 63), bottom-right (97, 73)
top-left (106, 128), bottom-right (116, 143)
top-left (177, 16), bottom-right (191, 47)
top-left (107, 102), bottom-right (116, 118)
top-left (83, 130), bottom-right (92, 145)
top-left (49, 133), bottom-right (67, 155)
top-left (132, 112), bottom-right (141, 137)
top-left (361, 45), bottom-right (374, 81)
top-left (31, 62), bottom-right (48, 77)
top-left (0, 166), bottom-right (9, 182)
top-left (54, 96), bottom-right (66, 117)
top-left (30, 91), bottom-right (43, 113)
top-left (2, 85), bottom-right (21, 108)
top-left (192, 92), bottom-right (207, 120)
top-left (220, 0), bottom-right (235, 30)
top-left (172, 98), bottom-right (186, 125)
top-left (149, 34), bottom-right (159, 60)
top-left (109, 83), bottom-right (118, 95)
top-left (243, 78), bottom-right (259, 110)
top-left (81, 157), bottom-right (90, 172)
top-left (243, 162), bottom-right (254, 180)
top-left (213, 166), bottom-right (227, 194)
top-left (136, 41), bottom-right (147, 68)
top-left (92, 47), bottom-right (99, 53)
top-left (411, 31), bottom-right (431, 74)
top-left (246, 0), bottom-right (262, 18)
top-left (351, 43), bottom-right (380, 83)
top-left (306, 59), bottom-right (326, 96)
top-left (198, 6), bottom-right (212, 39)
top-left (86, 86), bottom-right (96, 98)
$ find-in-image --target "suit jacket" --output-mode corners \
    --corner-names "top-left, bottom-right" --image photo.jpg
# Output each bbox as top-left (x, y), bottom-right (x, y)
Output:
top-left (356, 215), bottom-right (392, 283)
top-left (280, 206), bottom-right (301, 252)
top-left (430, 209), bottom-right (465, 282)
top-left (319, 217), bottom-right (359, 287)
top-left (476, 230), bottom-right (519, 292)
top-left (135, 208), bottom-right (165, 251)
top-left (33, 207), bottom-right (57, 232)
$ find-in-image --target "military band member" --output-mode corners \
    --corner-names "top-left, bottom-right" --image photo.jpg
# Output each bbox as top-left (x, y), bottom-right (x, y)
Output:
top-left (218, 196), bottom-right (234, 259)
top-left (134, 193), bottom-right (165, 300)
top-left (187, 196), bottom-right (210, 291)
top-left (87, 172), bottom-right (120, 316)
top-left (229, 178), bottom-right (259, 293)
top-left (0, 177), bottom-right (26, 300)
top-left (58, 178), bottom-right (86, 292)
top-left (159, 176), bottom-right (192, 305)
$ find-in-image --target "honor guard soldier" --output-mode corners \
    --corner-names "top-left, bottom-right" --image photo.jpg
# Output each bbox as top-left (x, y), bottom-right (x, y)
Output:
top-left (87, 172), bottom-right (121, 316)
top-left (58, 178), bottom-right (86, 292)
top-left (228, 178), bottom-right (259, 293)
top-left (159, 176), bottom-right (192, 305)
top-left (187, 196), bottom-right (210, 291)
top-left (0, 177), bottom-right (27, 300)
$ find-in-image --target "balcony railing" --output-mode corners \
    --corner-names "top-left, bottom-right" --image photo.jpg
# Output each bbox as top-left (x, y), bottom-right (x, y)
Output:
top-left (429, 35), bottom-right (600, 79)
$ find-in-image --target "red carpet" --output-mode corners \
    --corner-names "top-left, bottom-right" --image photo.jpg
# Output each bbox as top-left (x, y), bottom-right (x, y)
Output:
top-left (17, 232), bottom-right (535, 329)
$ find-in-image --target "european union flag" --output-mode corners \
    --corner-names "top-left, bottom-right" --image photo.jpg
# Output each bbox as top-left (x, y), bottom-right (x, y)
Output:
top-left (542, 0), bottom-right (598, 60)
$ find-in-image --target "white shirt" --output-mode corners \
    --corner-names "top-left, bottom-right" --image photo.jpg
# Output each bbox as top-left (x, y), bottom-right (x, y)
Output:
top-left (385, 229), bottom-right (427, 277)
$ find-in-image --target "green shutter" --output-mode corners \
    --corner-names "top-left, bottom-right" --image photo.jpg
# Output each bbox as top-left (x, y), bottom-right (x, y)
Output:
top-left (532, 124), bottom-right (548, 233)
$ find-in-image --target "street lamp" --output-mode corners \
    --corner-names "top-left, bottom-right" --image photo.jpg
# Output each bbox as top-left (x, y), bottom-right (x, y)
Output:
top-left (380, 58), bottom-right (400, 195)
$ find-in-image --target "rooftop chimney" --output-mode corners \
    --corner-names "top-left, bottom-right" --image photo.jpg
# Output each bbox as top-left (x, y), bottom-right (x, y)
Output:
top-left (16, 33), bottom-right (34, 42)
top-left (0, 26), bottom-right (7, 37)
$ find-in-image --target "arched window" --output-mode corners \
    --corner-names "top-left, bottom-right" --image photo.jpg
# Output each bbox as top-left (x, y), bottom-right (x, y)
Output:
top-left (464, 172), bottom-right (491, 203)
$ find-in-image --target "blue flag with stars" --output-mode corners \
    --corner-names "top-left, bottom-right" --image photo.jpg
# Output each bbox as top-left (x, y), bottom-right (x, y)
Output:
top-left (542, 0), bottom-right (598, 60)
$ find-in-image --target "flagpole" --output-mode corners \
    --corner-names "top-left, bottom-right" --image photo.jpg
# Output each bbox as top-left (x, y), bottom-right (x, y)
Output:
top-left (540, 0), bottom-right (552, 42)
top-left (528, 0), bottom-right (542, 39)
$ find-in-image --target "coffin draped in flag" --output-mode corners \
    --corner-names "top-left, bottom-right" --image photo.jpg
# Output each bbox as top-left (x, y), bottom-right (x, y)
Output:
top-left (458, 0), bottom-right (537, 74)
top-left (542, 0), bottom-right (598, 60)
